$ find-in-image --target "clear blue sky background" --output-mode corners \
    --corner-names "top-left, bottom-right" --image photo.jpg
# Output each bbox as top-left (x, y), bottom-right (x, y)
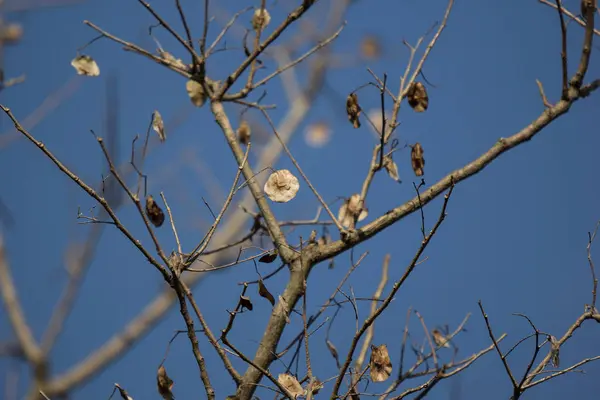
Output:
top-left (1, 0), bottom-right (599, 399)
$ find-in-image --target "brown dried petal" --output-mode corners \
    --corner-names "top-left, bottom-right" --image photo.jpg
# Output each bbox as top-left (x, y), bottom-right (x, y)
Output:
top-left (383, 156), bottom-right (401, 183)
top-left (431, 329), bottom-right (450, 348)
top-left (407, 82), bottom-right (428, 112)
top-left (157, 365), bottom-right (174, 400)
top-left (152, 110), bottom-right (166, 142)
top-left (258, 279), bottom-right (275, 306)
top-left (186, 79), bottom-right (206, 107)
top-left (71, 54), bottom-right (100, 77)
top-left (277, 373), bottom-right (304, 398)
top-left (346, 93), bottom-right (361, 129)
top-left (369, 344), bottom-right (392, 382)
top-left (237, 120), bottom-right (251, 145)
top-left (145, 195), bottom-right (165, 227)
top-left (264, 169), bottom-right (300, 203)
top-left (252, 8), bottom-right (271, 31)
top-left (411, 142), bottom-right (425, 177)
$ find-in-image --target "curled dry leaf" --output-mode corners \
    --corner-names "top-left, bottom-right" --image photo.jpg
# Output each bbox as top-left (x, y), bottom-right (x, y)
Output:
top-left (369, 344), bottom-right (392, 382)
top-left (411, 142), bottom-right (425, 177)
top-left (237, 120), bottom-right (251, 145)
top-left (383, 155), bottom-right (401, 183)
top-left (240, 295), bottom-right (253, 311)
top-left (186, 79), bottom-right (206, 107)
top-left (338, 194), bottom-right (368, 229)
top-left (252, 7), bottom-right (271, 31)
top-left (264, 169), bottom-right (300, 203)
top-left (71, 55), bottom-right (100, 77)
top-left (258, 279), bottom-right (275, 306)
top-left (277, 373), bottom-right (304, 398)
top-left (549, 335), bottom-right (560, 368)
top-left (431, 329), bottom-right (450, 348)
top-left (304, 121), bottom-right (331, 148)
top-left (145, 195), bottom-right (165, 227)
top-left (346, 93), bottom-right (361, 128)
top-left (278, 295), bottom-right (291, 324)
top-left (152, 110), bottom-right (166, 142)
top-left (407, 82), bottom-right (428, 112)
top-left (157, 365), bottom-right (174, 400)
top-left (326, 339), bottom-right (340, 368)
top-left (259, 249), bottom-right (278, 263)
top-left (360, 35), bottom-right (381, 60)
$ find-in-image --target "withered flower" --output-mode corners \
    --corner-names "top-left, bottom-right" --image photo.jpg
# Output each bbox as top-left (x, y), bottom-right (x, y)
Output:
top-left (152, 110), bottom-right (166, 142)
top-left (252, 7), bottom-right (271, 31)
top-left (431, 329), bottom-right (450, 348)
top-left (411, 142), bottom-right (425, 177)
top-left (145, 195), bottom-right (165, 227)
top-left (186, 79), bottom-right (207, 107)
top-left (264, 169), bottom-right (300, 203)
top-left (278, 373), bottom-right (304, 398)
top-left (383, 155), bottom-right (401, 183)
top-left (369, 344), bottom-right (392, 382)
top-left (338, 194), bottom-right (368, 229)
top-left (346, 93), bottom-right (361, 129)
top-left (407, 82), bottom-right (428, 112)
top-left (71, 55), bottom-right (100, 77)
top-left (237, 120), bottom-right (251, 145)
top-left (157, 365), bottom-right (174, 400)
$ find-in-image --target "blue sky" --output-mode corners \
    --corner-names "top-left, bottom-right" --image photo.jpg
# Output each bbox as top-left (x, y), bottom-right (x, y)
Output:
top-left (1, 0), bottom-right (600, 399)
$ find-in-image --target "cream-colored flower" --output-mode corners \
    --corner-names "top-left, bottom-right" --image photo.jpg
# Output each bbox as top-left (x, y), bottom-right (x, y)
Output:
top-left (338, 194), bottom-right (368, 229)
top-left (264, 169), bottom-right (300, 203)
top-left (71, 55), bottom-right (100, 77)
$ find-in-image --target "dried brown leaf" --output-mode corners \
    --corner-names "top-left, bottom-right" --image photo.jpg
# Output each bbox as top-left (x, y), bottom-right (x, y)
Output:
top-left (240, 295), bottom-right (253, 311)
top-left (407, 82), bottom-right (429, 112)
top-left (157, 365), bottom-right (174, 400)
top-left (145, 195), bottom-right (165, 227)
top-left (346, 93), bottom-right (361, 128)
top-left (411, 142), bottom-right (425, 177)
top-left (338, 194), bottom-right (368, 229)
top-left (326, 339), bottom-right (340, 367)
top-left (258, 279), bottom-right (275, 306)
top-left (369, 344), bottom-right (392, 382)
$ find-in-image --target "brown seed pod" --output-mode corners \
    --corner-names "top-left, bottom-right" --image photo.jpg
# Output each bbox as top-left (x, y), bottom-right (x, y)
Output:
top-left (145, 195), bottom-right (165, 227)
top-left (369, 344), bottom-right (392, 382)
top-left (157, 365), bottom-right (174, 400)
top-left (237, 120), bottom-right (251, 145)
top-left (346, 93), bottom-right (361, 129)
top-left (407, 82), bottom-right (428, 112)
top-left (411, 142), bottom-right (425, 177)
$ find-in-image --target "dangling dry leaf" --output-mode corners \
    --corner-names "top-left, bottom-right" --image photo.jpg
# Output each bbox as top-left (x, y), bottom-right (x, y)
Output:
top-left (338, 194), bottom-right (368, 229)
top-left (145, 195), bottom-right (165, 227)
top-left (240, 295), bottom-right (253, 311)
top-left (326, 339), bottom-right (341, 368)
top-left (259, 250), bottom-right (278, 263)
top-left (411, 143), bottom-right (425, 177)
top-left (549, 335), bottom-right (560, 368)
top-left (383, 156), bottom-right (401, 183)
top-left (278, 374), bottom-right (304, 398)
top-left (258, 279), bottom-right (275, 306)
top-left (407, 82), bottom-right (428, 112)
top-left (264, 169), bottom-right (300, 203)
top-left (71, 55), bottom-right (100, 77)
top-left (157, 365), bottom-right (174, 400)
top-left (304, 121), bottom-right (331, 148)
top-left (237, 120), bottom-right (251, 145)
top-left (346, 93), bottom-right (361, 128)
top-left (431, 329), bottom-right (450, 348)
top-left (252, 8), bottom-right (271, 31)
top-left (186, 79), bottom-right (207, 107)
top-left (360, 35), bottom-right (381, 60)
top-left (369, 344), bottom-right (392, 382)
top-left (152, 110), bottom-right (166, 142)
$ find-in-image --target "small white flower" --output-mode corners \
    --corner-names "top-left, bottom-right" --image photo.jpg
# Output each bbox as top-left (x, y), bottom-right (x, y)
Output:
top-left (264, 169), bottom-right (299, 203)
